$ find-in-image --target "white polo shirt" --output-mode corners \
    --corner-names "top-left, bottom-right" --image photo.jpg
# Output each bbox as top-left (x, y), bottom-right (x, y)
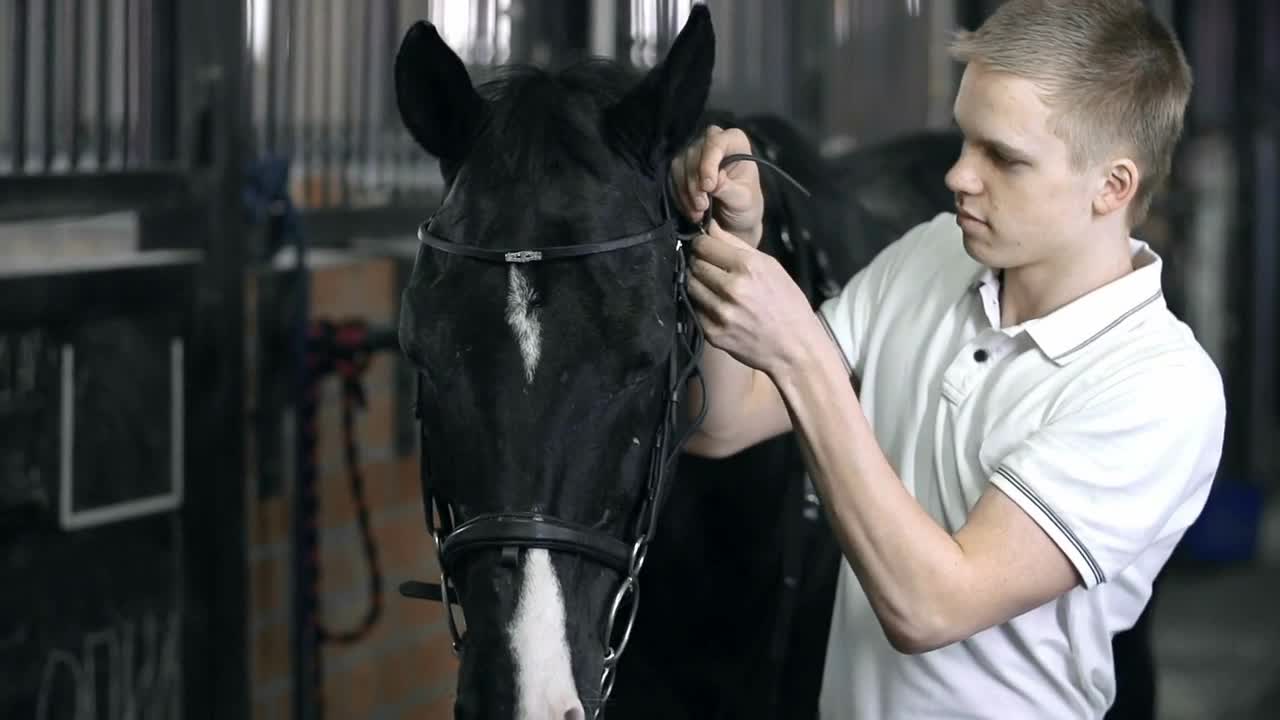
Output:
top-left (815, 212), bottom-right (1226, 719)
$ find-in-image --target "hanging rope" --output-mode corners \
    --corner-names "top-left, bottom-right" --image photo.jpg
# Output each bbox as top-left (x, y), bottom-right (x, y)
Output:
top-left (304, 319), bottom-right (388, 647)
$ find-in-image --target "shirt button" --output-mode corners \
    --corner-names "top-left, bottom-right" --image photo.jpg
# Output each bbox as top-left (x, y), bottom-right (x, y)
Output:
top-left (973, 349), bottom-right (989, 362)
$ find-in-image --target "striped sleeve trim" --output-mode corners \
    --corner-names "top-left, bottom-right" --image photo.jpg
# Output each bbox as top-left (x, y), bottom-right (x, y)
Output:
top-left (993, 466), bottom-right (1106, 587)
top-left (816, 310), bottom-right (854, 379)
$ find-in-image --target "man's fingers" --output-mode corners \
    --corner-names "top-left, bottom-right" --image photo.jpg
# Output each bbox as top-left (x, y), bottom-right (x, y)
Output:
top-left (691, 230), bottom-right (749, 273)
top-left (701, 127), bottom-right (754, 195)
top-left (710, 181), bottom-right (755, 222)
top-left (696, 219), bottom-right (755, 255)
top-left (684, 143), bottom-right (708, 216)
top-left (689, 255), bottom-right (734, 298)
top-left (669, 153), bottom-right (696, 221)
top-left (698, 126), bottom-right (730, 192)
top-left (686, 274), bottom-right (726, 326)
top-left (672, 125), bottom-right (755, 225)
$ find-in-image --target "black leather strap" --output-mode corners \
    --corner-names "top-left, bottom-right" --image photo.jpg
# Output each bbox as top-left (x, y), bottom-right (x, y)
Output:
top-left (399, 579), bottom-right (458, 604)
top-left (441, 513), bottom-right (633, 574)
top-left (719, 153), bottom-right (811, 198)
top-left (417, 220), bottom-right (674, 264)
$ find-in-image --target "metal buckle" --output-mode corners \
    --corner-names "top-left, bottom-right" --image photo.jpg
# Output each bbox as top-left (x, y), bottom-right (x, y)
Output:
top-left (428, 497), bottom-right (466, 655)
top-left (628, 535), bottom-right (649, 577)
top-left (504, 250), bottom-right (543, 263)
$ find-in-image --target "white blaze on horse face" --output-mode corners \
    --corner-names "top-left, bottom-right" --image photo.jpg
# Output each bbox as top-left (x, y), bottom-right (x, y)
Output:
top-left (508, 549), bottom-right (585, 720)
top-left (506, 267), bottom-right (542, 383)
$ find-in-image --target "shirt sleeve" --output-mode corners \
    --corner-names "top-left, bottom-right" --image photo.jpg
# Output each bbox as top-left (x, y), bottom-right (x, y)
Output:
top-left (817, 213), bottom-right (949, 380)
top-left (987, 359), bottom-right (1226, 588)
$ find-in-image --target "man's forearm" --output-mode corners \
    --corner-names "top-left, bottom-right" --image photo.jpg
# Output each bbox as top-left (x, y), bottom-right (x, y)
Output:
top-left (686, 341), bottom-right (755, 442)
top-left (771, 320), bottom-right (970, 652)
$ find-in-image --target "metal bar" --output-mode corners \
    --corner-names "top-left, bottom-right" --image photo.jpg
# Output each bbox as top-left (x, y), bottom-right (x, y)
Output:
top-left (136, 0), bottom-right (150, 166)
top-left (589, 0), bottom-right (616, 58)
top-left (139, 0), bottom-right (153, 166)
top-left (307, 0), bottom-right (320, 206)
top-left (330, 0), bottom-right (342, 205)
top-left (122, 0), bottom-right (132, 167)
top-left (1252, 133), bottom-right (1278, 479)
top-left (321, 0), bottom-right (334, 206)
top-left (290, 0), bottom-right (318, 694)
top-left (297, 0), bottom-right (312, 204)
top-left (293, 256), bottom-right (318, 720)
top-left (1216, 0), bottom-right (1249, 477)
top-left (360, 0), bottom-right (376, 200)
top-left (245, 0), bottom-right (257, 155)
top-left (43, 0), bottom-right (56, 171)
top-left (369, 0), bottom-right (384, 195)
top-left (266, 0), bottom-right (279, 153)
top-left (283, 0), bottom-right (297, 162)
top-left (148, 0), bottom-right (175, 166)
top-left (170, 0), bottom-right (251, 711)
top-left (358, 0), bottom-right (374, 201)
top-left (342, 0), bottom-right (358, 205)
top-left (383, 0), bottom-right (399, 192)
top-left (11, 0), bottom-right (29, 173)
top-left (1239, 0), bottom-right (1276, 481)
top-left (70, 0), bottom-right (83, 169)
top-left (97, 0), bottom-right (109, 168)
top-left (394, 0), bottom-right (411, 197)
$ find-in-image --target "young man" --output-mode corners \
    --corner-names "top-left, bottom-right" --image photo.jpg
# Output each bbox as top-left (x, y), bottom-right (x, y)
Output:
top-left (671, 1), bottom-right (1225, 718)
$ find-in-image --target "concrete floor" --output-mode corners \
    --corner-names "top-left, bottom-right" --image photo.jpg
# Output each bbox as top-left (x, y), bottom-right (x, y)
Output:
top-left (1153, 501), bottom-right (1280, 719)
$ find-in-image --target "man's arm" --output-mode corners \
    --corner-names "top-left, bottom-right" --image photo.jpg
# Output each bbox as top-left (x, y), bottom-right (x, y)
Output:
top-left (669, 121), bottom-right (791, 457)
top-left (773, 318), bottom-right (1079, 653)
top-left (683, 346), bottom-right (791, 458)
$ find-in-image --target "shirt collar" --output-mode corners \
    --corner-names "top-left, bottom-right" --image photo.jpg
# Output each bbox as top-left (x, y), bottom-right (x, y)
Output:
top-left (972, 239), bottom-right (1166, 365)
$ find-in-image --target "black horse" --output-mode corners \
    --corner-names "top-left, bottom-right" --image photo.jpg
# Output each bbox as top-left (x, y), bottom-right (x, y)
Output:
top-left (394, 6), bottom-right (961, 718)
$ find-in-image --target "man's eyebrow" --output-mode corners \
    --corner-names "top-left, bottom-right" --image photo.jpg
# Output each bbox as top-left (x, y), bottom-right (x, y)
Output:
top-left (985, 137), bottom-right (1032, 162)
top-left (951, 115), bottom-right (1032, 162)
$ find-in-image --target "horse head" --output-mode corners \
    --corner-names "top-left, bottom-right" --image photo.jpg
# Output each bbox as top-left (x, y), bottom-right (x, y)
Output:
top-left (395, 7), bottom-right (714, 718)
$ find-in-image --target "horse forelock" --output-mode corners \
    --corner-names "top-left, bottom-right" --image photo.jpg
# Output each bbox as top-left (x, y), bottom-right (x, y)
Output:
top-left (468, 61), bottom-right (640, 186)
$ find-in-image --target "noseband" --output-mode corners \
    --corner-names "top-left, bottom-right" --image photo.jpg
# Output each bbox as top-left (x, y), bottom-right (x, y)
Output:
top-left (399, 152), bottom-right (809, 717)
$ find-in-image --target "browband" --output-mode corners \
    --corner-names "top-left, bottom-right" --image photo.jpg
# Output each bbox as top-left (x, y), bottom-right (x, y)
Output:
top-left (417, 220), bottom-right (676, 264)
top-left (414, 152), bottom-right (809, 266)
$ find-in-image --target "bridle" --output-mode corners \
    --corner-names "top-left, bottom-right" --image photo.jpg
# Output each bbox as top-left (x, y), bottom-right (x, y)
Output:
top-left (398, 152), bottom-right (809, 717)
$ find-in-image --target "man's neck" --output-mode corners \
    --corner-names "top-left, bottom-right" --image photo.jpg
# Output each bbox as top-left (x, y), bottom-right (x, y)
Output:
top-left (999, 228), bottom-right (1135, 328)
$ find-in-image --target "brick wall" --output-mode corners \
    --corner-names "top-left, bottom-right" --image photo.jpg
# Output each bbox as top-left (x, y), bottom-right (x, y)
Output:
top-left (245, 252), bottom-right (457, 719)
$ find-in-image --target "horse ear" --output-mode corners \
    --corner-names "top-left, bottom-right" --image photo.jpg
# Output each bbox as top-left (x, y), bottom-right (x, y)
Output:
top-left (605, 4), bottom-right (715, 167)
top-left (395, 21), bottom-right (487, 164)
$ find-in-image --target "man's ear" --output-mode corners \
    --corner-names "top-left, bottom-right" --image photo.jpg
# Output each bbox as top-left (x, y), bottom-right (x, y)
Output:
top-left (395, 21), bottom-right (488, 167)
top-left (1094, 157), bottom-right (1139, 217)
top-left (604, 4), bottom-right (715, 169)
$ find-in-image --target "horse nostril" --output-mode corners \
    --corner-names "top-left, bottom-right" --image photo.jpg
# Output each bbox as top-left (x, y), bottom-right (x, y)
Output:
top-left (561, 703), bottom-right (586, 720)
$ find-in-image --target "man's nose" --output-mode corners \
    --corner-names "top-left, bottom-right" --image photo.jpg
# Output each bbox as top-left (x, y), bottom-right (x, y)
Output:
top-left (945, 153), bottom-right (981, 197)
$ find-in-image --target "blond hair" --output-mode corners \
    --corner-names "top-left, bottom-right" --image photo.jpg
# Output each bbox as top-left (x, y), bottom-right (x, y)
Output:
top-left (949, 0), bottom-right (1192, 225)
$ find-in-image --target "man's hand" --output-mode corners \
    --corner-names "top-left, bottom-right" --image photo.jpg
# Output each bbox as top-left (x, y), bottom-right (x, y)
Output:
top-left (670, 125), bottom-right (764, 247)
top-left (687, 222), bottom-right (821, 376)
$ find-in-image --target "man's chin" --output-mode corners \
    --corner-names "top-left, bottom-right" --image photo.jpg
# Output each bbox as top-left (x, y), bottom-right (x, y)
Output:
top-left (960, 232), bottom-right (987, 262)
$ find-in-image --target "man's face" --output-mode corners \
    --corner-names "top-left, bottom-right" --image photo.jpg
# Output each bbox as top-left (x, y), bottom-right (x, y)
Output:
top-left (945, 62), bottom-right (1103, 270)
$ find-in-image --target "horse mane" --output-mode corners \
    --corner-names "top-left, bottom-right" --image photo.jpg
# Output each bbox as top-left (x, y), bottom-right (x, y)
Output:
top-left (470, 59), bottom-right (641, 184)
